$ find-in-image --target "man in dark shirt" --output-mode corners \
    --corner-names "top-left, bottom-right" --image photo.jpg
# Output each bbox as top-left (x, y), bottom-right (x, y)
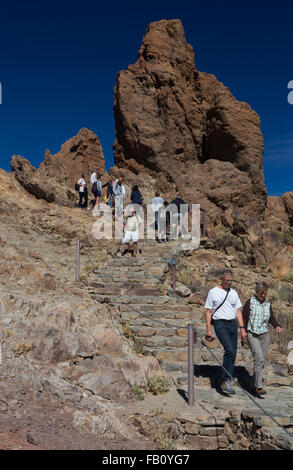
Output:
top-left (170, 195), bottom-right (188, 238)
top-left (102, 179), bottom-right (114, 206)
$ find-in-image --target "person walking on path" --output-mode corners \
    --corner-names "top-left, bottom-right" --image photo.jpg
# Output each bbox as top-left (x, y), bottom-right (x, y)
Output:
top-left (157, 201), bottom-right (169, 243)
top-left (102, 179), bottom-right (114, 207)
top-left (242, 281), bottom-right (283, 396)
top-left (77, 174), bottom-right (88, 209)
top-left (113, 177), bottom-right (126, 217)
top-left (152, 192), bottom-right (164, 230)
top-left (170, 194), bottom-right (187, 238)
top-left (119, 207), bottom-right (142, 257)
top-left (90, 169), bottom-right (102, 207)
top-left (205, 269), bottom-right (247, 395)
top-left (130, 185), bottom-right (143, 206)
top-left (200, 210), bottom-right (207, 237)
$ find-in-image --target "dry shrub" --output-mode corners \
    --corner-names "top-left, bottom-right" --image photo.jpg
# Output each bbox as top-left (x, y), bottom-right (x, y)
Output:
top-left (270, 312), bottom-right (293, 354)
top-left (122, 322), bottom-right (134, 340)
top-left (214, 227), bottom-right (242, 251)
top-left (148, 373), bottom-right (170, 395)
top-left (14, 343), bottom-right (32, 356)
top-left (281, 271), bottom-right (293, 284)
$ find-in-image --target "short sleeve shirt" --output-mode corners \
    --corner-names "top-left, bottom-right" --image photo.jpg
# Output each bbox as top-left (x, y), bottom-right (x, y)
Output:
top-left (78, 178), bottom-right (86, 192)
top-left (205, 287), bottom-right (242, 320)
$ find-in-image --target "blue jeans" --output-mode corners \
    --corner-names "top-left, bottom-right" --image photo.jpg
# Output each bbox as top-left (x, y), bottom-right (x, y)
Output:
top-left (214, 320), bottom-right (238, 382)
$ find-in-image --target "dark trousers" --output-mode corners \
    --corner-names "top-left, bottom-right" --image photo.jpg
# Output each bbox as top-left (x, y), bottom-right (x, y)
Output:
top-left (79, 188), bottom-right (88, 207)
top-left (214, 320), bottom-right (238, 382)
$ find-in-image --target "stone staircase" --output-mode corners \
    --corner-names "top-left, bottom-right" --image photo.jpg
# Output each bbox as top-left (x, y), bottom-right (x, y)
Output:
top-left (86, 238), bottom-right (253, 386)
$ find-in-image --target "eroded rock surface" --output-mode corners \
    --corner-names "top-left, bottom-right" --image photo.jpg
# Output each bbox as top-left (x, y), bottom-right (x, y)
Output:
top-left (112, 19), bottom-right (267, 219)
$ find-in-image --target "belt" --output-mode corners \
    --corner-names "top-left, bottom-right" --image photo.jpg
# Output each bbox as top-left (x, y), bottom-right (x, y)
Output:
top-left (213, 319), bottom-right (236, 323)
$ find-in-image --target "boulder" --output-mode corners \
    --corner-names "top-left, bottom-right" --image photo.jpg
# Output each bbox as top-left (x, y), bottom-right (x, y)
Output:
top-left (10, 155), bottom-right (55, 203)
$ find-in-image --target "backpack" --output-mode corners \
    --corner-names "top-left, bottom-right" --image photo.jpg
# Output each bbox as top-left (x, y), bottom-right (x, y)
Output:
top-left (131, 191), bottom-right (143, 205)
top-left (75, 182), bottom-right (79, 191)
top-left (91, 182), bottom-right (97, 194)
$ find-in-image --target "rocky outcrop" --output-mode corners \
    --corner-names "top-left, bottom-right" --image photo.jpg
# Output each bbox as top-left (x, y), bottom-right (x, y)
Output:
top-left (10, 128), bottom-right (108, 206)
top-left (112, 19), bottom-right (267, 218)
top-left (38, 128), bottom-right (107, 187)
top-left (11, 155), bottom-right (56, 203)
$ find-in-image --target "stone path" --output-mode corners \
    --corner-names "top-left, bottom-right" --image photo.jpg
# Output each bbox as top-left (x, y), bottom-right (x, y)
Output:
top-left (86, 237), bottom-right (293, 448)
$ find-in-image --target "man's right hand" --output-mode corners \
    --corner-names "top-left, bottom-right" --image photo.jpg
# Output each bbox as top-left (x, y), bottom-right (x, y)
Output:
top-left (206, 328), bottom-right (213, 338)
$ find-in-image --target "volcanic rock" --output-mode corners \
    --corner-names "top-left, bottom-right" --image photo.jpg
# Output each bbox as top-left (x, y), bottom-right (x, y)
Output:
top-left (38, 128), bottom-right (107, 188)
top-left (112, 19), bottom-right (267, 219)
top-left (10, 128), bottom-right (108, 206)
top-left (11, 155), bottom-right (55, 203)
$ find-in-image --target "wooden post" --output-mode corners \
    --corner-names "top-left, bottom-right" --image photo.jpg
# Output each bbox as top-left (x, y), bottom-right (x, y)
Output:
top-left (76, 238), bottom-right (80, 282)
top-left (188, 323), bottom-right (194, 406)
top-left (171, 253), bottom-right (176, 293)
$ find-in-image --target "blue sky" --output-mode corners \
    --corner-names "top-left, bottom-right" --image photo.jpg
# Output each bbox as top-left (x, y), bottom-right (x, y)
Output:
top-left (0, 0), bottom-right (292, 196)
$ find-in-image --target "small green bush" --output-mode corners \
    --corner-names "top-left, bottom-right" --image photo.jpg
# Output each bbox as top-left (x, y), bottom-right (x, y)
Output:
top-left (279, 287), bottom-right (293, 303)
top-left (214, 227), bottom-right (242, 251)
top-left (148, 373), bottom-right (170, 395)
top-left (158, 437), bottom-right (177, 450)
top-left (131, 385), bottom-right (144, 401)
top-left (282, 231), bottom-right (293, 246)
top-left (281, 270), bottom-right (293, 284)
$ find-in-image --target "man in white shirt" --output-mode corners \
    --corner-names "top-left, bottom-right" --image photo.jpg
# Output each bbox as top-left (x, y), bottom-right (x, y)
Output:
top-left (152, 192), bottom-right (164, 230)
top-left (90, 169), bottom-right (102, 207)
top-left (77, 174), bottom-right (88, 208)
top-left (205, 269), bottom-right (247, 395)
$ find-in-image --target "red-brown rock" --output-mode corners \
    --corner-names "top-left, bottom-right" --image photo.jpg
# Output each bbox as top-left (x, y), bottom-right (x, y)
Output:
top-left (112, 19), bottom-right (267, 218)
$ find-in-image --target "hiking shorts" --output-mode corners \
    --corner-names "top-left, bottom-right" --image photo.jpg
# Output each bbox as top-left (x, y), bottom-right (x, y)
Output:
top-left (122, 231), bottom-right (139, 243)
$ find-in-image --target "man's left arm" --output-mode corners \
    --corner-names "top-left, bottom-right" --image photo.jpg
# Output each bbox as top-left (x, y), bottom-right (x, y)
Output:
top-left (236, 308), bottom-right (247, 340)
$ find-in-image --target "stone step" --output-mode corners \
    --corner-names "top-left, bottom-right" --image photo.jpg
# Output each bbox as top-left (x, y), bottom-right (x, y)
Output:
top-left (124, 304), bottom-right (195, 313)
top-left (148, 348), bottom-right (189, 363)
top-left (97, 265), bottom-right (166, 272)
top-left (90, 282), bottom-right (163, 291)
top-left (144, 336), bottom-right (189, 348)
top-left (92, 294), bottom-right (188, 305)
top-left (91, 287), bottom-right (164, 296)
top-left (120, 314), bottom-right (191, 328)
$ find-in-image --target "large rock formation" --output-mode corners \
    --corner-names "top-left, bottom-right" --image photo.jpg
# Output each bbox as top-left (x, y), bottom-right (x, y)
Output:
top-left (38, 128), bottom-right (107, 187)
top-left (112, 19), bottom-right (267, 218)
top-left (11, 128), bottom-right (108, 206)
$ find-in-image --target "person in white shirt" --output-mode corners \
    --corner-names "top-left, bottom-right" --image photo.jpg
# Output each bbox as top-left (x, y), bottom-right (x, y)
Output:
top-left (77, 174), bottom-right (88, 208)
top-left (205, 269), bottom-right (247, 395)
top-left (152, 192), bottom-right (164, 230)
top-left (90, 169), bottom-right (102, 207)
top-left (113, 177), bottom-right (126, 217)
top-left (120, 207), bottom-right (142, 257)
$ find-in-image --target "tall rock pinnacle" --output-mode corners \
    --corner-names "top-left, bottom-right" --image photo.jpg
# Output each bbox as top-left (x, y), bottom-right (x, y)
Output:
top-left (112, 19), bottom-right (267, 217)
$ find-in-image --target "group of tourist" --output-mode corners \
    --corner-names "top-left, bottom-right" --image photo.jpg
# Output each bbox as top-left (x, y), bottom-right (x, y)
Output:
top-left (76, 173), bottom-right (207, 241)
top-left (76, 171), bottom-right (126, 214)
top-left (205, 270), bottom-right (283, 397)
